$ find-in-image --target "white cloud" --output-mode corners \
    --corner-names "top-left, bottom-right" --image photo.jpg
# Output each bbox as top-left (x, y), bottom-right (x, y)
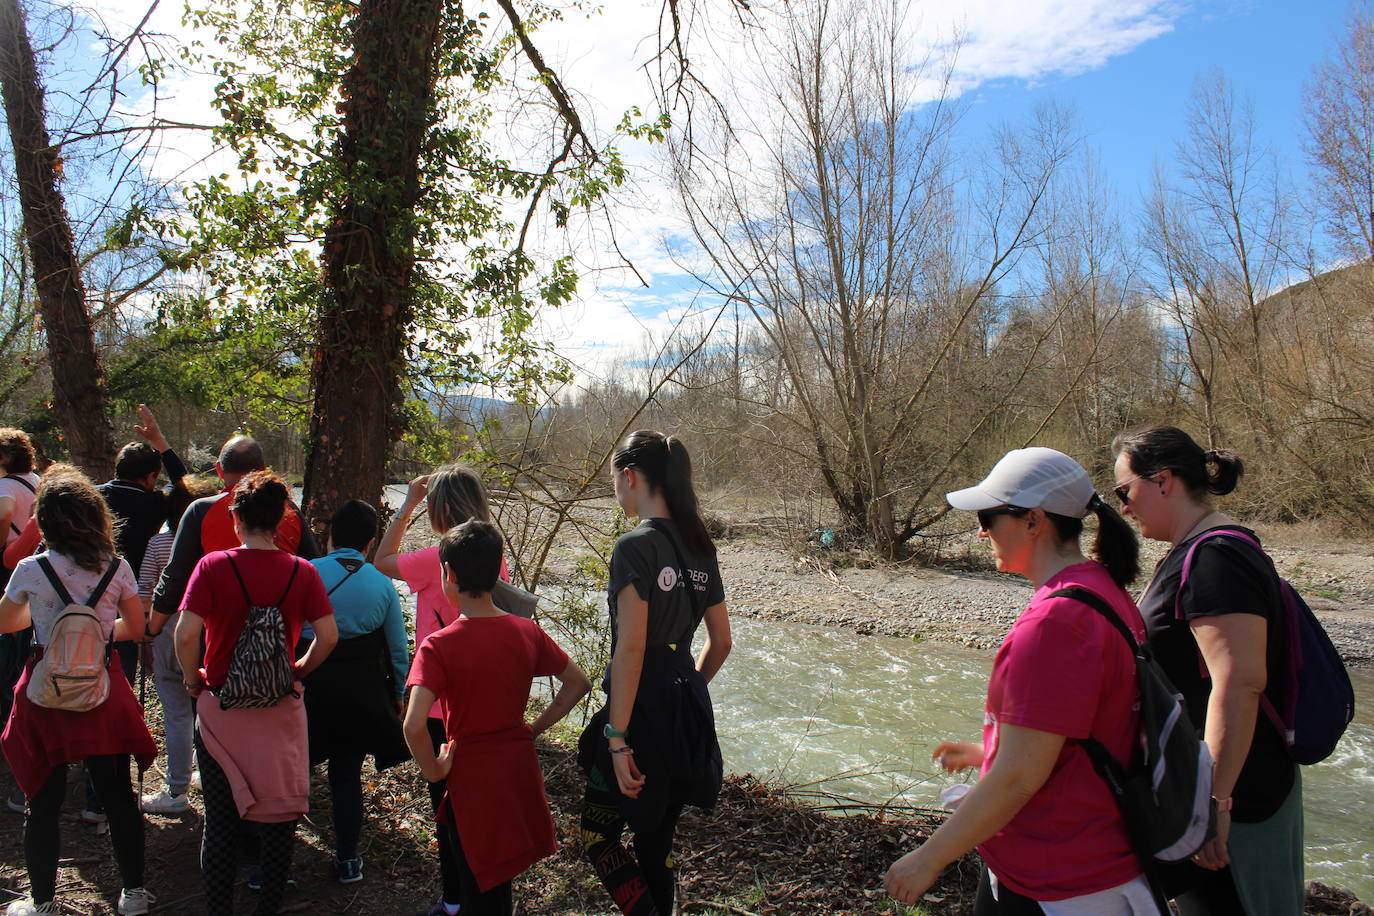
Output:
top-left (83, 0), bottom-right (1185, 385)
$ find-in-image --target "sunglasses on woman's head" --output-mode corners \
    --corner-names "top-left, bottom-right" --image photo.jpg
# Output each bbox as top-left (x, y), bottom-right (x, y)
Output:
top-left (976, 506), bottom-right (1030, 530)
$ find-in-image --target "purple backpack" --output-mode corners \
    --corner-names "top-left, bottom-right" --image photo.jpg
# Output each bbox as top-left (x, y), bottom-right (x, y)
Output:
top-left (1178, 529), bottom-right (1355, 765)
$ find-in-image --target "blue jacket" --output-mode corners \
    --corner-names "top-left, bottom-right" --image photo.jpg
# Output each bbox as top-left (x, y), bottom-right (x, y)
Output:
top-left (307, 548), bottom-right (409, 700)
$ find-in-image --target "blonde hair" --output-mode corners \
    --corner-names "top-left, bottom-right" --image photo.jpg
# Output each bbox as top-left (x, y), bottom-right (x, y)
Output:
top-left (426, 464), bottom-right (490, 532)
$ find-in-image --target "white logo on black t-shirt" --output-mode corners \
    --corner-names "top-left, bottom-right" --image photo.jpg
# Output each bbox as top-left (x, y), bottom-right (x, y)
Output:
top-left (657, 566), bottom-right (678, 591)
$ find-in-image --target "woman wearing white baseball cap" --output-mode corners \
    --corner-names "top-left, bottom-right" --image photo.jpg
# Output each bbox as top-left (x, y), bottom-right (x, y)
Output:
top-left (885, 447), bottom-right (1160, 914)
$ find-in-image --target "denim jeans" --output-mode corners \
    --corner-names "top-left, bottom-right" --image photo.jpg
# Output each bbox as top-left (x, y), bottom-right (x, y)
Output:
top-left (151, 621), bottom-right (196, 795)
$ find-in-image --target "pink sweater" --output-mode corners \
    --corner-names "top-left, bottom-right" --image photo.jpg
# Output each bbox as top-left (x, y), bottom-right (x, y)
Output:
top-left (196, 687), bottom-right (309, 822)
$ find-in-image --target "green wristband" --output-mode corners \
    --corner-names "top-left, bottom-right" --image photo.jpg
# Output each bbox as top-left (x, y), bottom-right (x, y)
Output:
top-left (603, 722), bottom-right (628, 740)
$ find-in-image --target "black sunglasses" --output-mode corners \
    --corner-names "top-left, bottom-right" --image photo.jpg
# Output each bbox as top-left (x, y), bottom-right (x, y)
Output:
top-left (1113, 473), bottom-right (1154, 506)
top-left (976, 506), bottom-right (1030, 530)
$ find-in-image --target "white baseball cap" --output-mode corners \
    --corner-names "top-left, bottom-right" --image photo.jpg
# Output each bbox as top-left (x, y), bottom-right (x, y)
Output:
top-left (946, 447), bottom-right (1097, 518)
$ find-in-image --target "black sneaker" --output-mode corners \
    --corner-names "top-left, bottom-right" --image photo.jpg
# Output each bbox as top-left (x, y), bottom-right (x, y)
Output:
top-left (335, 856), bottom-right (363, 884)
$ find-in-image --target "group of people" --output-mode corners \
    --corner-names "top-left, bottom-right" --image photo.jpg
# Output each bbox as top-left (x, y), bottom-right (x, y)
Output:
top-left (0, 415), bottom-right (729, 916)
top-left (0, 408), bottom-right (1304, 916)
top-left (885, 429), bottom-right (1304, 915)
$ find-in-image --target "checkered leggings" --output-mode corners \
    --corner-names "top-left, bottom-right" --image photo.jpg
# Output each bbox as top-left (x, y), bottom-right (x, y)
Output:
top-left (196, 731), bottom-right (297, 916)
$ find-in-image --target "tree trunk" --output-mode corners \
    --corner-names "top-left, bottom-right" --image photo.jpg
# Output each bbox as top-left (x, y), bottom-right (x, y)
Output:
top-left (302, 0), bottom-right (445, 532)
top-left (0, 0), bottom-right (116, 479)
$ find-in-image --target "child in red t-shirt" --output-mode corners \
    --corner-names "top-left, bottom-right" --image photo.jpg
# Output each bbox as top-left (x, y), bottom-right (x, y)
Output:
top-left (404, 520), bottom-right (590, 916)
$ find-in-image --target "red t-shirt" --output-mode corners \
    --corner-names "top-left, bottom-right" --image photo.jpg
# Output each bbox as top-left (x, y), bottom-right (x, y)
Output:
top-left (181, 548), bottom-right (331, 688)
top-left (408, 614), bottom-right (570, 890)
top-left (398, 546), bottom-right (511, 719)
top-left (407, 613), bottom-right (568, 739)
top-left (978, 561), bottom-right (1145, 901)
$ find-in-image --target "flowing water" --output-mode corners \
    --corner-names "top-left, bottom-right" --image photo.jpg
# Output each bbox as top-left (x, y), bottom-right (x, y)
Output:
top-left (390, 545), bottom-right (1373, 901)
top-left (697, 617), bottom-right (1374, 901)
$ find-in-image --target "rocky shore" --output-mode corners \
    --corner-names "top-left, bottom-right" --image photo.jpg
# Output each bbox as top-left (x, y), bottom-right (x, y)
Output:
top-left (713, 527), bottom-right (1374, 668)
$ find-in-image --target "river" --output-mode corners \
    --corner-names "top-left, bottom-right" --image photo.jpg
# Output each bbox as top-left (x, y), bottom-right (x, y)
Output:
top-left (700, 616), bottom-right (1374, 901)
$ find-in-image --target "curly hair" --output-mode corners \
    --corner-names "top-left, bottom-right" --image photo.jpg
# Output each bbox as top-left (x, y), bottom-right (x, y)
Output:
top-left (35, 465), bottom-right (117, 572)
top-left (0, 428), bottom-right (35, 475)
top-left (230, 469), bottom-right (290, 533)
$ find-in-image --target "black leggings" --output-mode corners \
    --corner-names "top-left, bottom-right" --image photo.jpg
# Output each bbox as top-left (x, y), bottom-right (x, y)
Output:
top-left (327, 750), bottom-right (365, 861)
top-left (25, 756), bottom-right (144, 905)
top-left (974, 868), bottom-right (1045, 915)
top-left (425, 717), bottom-right (462, 906)
top-left (442, 797), bottom-right (513, 915)
top-left (197, 731), bottom-right (296, 916)
top-left (581, 772), bottom-right (683, 916)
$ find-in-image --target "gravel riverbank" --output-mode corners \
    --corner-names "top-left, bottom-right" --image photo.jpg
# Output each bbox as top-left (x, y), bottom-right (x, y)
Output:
top-left (714, 528), bottom-right (1374, 668)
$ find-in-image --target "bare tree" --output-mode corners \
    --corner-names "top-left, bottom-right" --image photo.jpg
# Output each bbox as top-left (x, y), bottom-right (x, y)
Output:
top-left (1305, 1), bottom-right (1374, 262)
top-left (0, 0), bottom-right (116, 476)
top-left (670, 0), bottom-right (1085, 556)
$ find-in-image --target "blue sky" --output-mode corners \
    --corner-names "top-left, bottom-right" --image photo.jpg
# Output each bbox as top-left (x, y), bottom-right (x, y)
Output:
top-left (954, 0), bottom-right (1352, 200)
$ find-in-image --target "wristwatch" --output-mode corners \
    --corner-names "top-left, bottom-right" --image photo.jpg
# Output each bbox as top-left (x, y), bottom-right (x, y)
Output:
top-left (604, 722), bottom-right (628, 739)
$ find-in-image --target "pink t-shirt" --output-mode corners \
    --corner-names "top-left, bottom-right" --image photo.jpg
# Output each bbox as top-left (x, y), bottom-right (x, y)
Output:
top-left (978, 561), bottom-right (1145, 901)
top-left (397, 545), bottom-right (509, 718)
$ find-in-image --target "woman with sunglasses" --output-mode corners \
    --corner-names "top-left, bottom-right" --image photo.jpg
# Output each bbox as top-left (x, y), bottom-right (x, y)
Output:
top-left (885, 447), bottom-right (1155, 914)
top-left (1112, 427), bottom-right (1300, 916)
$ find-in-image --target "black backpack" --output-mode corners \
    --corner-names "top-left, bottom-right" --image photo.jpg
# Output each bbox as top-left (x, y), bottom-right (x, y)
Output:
top-left (216, 553), bottom-right (299, 709)
top-left (1050, 588), bottom-right (1215, 876)
top-left (1177, 529), bottom-right (1355, 765)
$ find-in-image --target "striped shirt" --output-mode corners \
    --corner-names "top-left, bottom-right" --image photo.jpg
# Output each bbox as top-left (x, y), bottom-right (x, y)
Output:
top-left (138, 530), bottom-right (174, 599)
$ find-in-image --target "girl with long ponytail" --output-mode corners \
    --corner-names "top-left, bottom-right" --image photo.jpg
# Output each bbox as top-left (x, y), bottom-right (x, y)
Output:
top-left (885, 447), bottom-right (1152, 912)
top-left (578, 431), bottom-right (732, 916)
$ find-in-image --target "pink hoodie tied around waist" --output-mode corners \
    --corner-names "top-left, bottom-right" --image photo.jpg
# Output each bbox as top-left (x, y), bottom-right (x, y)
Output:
top-left (196, 686), bottom-right (309, 822)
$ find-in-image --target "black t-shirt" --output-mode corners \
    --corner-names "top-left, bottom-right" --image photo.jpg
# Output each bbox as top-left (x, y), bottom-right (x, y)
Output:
top-left (605, 519), bottom-right (725, 686)
top-left (1137, 526), bottom-right (1294, 822)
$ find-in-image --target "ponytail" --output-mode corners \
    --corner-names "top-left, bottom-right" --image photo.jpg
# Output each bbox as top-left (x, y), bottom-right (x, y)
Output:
top-left (1088, 495), bottom-right (1139, 587)
top-left (1044, 494), bottom-right (1139, 588)
top-left (1201, 449), bottom-right (1244, 496)
top-left (614, 430), bottom-right (715, 556)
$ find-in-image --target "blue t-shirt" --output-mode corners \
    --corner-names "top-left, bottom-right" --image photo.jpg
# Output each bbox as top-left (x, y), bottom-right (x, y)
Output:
top-left (306, 548), bottom-right (409, 700)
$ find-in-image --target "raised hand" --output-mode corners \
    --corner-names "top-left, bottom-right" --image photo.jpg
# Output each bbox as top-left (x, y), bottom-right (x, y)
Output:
top-left (133, 404), bottom-right (169, 452)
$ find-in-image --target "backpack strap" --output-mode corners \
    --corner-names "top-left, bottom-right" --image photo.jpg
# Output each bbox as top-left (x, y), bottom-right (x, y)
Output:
top-left (85, 561), bottom-right (122, 607)
top-left (1049, 586), bottom-right (1173, 915)
top-left (35, 556), bottom-right (120, 657)
top-left (326, 557), bottom-right (363, 597)
top-left (1175, 528), bottom-right (1267, 621)
top-left (35, 556), bottom-right (75, 607)
top-left (276, 558), bottom-right (300, 606)
top-left (224, 551), bottom-right (255, 608)
top-left (225, 551), bottom-right (299, 608)
top-left (1174, 527), bottom-right (1290, 739)
top-left (5, 475), bottom-right (36, 534)
top-left (1050, 586), bottom-right (1138, 654)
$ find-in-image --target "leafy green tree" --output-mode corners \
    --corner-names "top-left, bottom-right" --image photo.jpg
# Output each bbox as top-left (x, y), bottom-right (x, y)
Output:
top-left (164, 0), bottom-right (665, 526)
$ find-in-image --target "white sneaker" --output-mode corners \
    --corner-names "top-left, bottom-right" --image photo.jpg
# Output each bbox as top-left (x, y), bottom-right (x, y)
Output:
top-left (189, 768), bottom-right (202, 791)
top-left (5, 898), bottom-right (59, 915)
top-left (118, 887), bottom-right (155, 915)
top-left (140, 789), bottom-right (190, 815)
